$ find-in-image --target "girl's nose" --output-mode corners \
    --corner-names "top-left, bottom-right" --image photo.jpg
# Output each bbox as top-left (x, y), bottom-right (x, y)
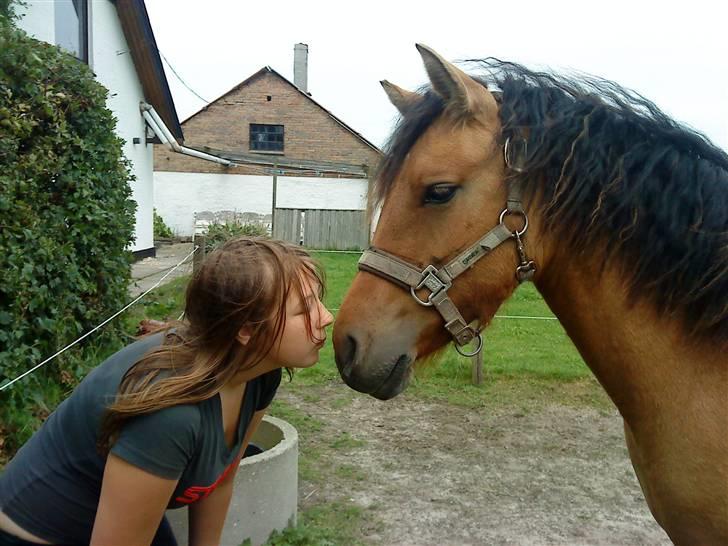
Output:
top-left (320, 304), bottom-right (334, 328)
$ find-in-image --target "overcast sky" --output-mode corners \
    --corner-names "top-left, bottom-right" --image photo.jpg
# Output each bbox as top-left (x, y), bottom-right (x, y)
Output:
top-left (145, 0), bottom-right (727, 152)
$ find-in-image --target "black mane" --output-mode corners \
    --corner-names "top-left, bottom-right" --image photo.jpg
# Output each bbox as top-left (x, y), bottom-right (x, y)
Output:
top-left (375, 59), bottom-right (728, 341)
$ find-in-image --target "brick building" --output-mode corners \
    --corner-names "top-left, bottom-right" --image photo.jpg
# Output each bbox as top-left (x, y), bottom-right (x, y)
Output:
top-left (154, 44), bottom-right (381, 243)
top-left (154, 47), bottom-right (380, 176)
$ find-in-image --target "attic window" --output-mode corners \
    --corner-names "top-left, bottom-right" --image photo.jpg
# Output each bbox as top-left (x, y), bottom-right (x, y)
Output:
top-left (250, 124), bottom-right (284, 152)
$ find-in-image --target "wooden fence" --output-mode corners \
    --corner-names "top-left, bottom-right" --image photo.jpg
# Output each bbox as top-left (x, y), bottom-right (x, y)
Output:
top-left (272, 208), bottom-right (369, 250)
top-left (272, 208), bottom-right (302, 245)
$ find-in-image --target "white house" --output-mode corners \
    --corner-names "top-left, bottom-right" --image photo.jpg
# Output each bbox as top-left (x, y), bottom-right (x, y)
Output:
top-left (16, 0), bottom-right (183, 258)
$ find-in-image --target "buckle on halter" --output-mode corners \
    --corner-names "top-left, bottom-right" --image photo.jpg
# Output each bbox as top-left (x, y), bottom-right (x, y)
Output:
top-left (410, 265), bottom-right (450, 306)
top-left (445, 319), bottom-right (483, 357)
top-left (516, 262), bottom-right (536, 283)
top-left (447, 319), bottom-right (475, 345)
top-left (513, 230), bottom-right (536, 283)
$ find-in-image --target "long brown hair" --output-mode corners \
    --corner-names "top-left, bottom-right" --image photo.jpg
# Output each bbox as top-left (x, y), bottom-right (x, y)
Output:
top-left (98, 237), bottom-right (324, 452)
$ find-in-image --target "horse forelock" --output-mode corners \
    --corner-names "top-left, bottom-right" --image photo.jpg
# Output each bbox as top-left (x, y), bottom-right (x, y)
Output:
top-left (373, 88), bottom-right (444, 207)
top-left (373, 58), bottom-right (728, 342)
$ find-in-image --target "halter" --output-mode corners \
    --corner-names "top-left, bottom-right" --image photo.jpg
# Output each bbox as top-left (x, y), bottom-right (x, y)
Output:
top-left (358, 136), bottom-right (536, 357)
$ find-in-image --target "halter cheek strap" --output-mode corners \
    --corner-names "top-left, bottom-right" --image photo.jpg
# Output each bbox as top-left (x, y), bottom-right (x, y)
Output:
top-left (358, 137), bottom-right (536, 357)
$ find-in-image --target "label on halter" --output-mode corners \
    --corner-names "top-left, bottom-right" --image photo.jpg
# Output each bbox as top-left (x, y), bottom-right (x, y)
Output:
top-left (461, 247), bottom-right (483, 267)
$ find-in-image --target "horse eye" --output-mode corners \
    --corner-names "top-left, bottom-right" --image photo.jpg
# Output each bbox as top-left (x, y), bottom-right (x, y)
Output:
top-left (423, 183), bottom-right (459, 205)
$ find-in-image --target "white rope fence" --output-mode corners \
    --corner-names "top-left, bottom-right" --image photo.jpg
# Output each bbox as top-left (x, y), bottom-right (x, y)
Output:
top-left (1, 246), bottom-right (558, 391)
top-left (492, 314), bottom-right (557, 320)
top-left (328, 308), bottom-right (556, 320)
top-left (0, 246), bottom-right (199, 392)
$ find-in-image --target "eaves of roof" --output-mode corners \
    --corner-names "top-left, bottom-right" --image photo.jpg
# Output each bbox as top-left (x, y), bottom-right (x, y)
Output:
top-left (112, 0), bottom-right (183, 141)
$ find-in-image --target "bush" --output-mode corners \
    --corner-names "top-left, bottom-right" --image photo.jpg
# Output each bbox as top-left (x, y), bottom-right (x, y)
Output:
top-left (0, 22), bottom-right (136, 452)
top-left (0, 0), bottom-right (20, 22)
top-left (153, 208), bottom-right (174, 239)
top-left (205, 220), bottom-right (269, 251)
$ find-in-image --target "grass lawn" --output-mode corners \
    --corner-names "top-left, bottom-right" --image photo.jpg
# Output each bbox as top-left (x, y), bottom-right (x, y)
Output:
top-left (120, 250), bottom-right (607, 545)
top-left (282, 251), bottom-right (599, 407)
top-left (0, 249), bottom-right (609, 545)
top-left (127, 250), bottom-right (591, 391)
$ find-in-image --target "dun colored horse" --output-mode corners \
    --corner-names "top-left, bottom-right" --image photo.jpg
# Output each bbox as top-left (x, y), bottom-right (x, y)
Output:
top-left (333, 45), bottom-right (727, 544)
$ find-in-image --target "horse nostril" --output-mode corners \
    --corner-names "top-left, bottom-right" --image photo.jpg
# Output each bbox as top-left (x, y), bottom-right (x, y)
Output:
top-left (335, 334), bottom-right (358, 380)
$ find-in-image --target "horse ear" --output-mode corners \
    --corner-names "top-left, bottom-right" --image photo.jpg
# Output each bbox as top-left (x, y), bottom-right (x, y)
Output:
top-left (381, 80), bottom-right (421, 116)
top-left (415, 43), bottom-right (496, 118)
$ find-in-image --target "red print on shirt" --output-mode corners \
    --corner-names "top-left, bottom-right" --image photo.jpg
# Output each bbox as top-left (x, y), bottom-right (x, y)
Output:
top-left (175, 457), bottom-right (240, 504)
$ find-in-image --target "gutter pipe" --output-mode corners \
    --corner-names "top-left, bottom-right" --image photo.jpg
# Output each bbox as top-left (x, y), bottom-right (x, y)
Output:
top-left (140, 102), bottom-right (232, 166)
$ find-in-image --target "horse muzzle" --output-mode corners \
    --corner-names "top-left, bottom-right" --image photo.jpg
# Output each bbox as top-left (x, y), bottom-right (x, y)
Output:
top-left (333, 330), bottom-right (416, 400)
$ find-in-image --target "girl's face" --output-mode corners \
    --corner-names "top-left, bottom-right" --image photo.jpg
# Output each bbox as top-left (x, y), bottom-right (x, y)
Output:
top-left (266, 275), bottom-right (334, 369)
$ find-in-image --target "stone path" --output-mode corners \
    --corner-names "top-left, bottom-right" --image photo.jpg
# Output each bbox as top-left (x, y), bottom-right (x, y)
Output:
top-left (129, 242), bottom-right (194, 297)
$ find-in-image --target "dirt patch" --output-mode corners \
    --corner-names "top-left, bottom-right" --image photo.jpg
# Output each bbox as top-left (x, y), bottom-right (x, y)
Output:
top-left (278, 383), bottom-right (670, 545)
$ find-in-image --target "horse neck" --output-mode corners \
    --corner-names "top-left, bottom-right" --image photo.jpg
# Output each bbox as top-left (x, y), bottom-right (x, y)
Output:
top-left (532, 245), bottom-right (724, 428)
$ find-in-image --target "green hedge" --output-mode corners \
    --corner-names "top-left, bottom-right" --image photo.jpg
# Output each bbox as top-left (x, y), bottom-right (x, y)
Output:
top-left (0, 0), bottom-right (19, 21)
top-left (0, 21), bottom-right (136, 450)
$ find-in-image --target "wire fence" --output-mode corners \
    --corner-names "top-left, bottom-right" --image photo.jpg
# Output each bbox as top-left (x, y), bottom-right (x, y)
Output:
top-left (0, 246), bottom-right (199, 392)
top-left (1, 245), bottom-right (558, 391)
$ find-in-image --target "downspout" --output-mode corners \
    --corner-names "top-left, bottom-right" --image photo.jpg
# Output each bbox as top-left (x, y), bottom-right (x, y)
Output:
top-left (140, 102), bottom-right (232, 166)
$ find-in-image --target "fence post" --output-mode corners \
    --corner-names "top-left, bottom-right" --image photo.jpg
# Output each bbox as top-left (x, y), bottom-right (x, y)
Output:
top-left (471, 351), bottom-right (484, 385)
top-left (271, 161), bottom-right (278, 237)
top-left (193, 235), bottom-right (206, 275)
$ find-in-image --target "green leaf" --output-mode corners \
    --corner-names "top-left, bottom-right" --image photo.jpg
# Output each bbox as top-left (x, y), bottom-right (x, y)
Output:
top-left (0, 22), bottom-right (135, 448)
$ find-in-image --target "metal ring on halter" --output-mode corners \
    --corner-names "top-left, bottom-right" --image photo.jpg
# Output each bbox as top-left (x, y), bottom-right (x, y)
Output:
top-left (499, 208), bottom-right (529, 237)
top-left (410, 286), bottom-right (435, 307)
top-left (455, 331), bottom-right (484, 357)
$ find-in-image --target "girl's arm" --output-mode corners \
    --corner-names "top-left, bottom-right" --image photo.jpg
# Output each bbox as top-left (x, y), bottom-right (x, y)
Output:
top-left (91, 453), bottom-right (179, 546)
top-left (187, 409), bottom-right (267, 546)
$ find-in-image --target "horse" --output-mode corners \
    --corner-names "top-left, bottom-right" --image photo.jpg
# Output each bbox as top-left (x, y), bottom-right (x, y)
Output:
top-left (332, 44), bottom-right (728, 544)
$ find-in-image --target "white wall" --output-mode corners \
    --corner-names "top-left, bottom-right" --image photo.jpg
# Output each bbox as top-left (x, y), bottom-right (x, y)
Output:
top-left (154, 171), bottom-right (369, 236)
top-left (17, 0), bottom-right (154, 253)
top-left (276, 177), bottom-right (368, 210)
top-left (90, 0), bottom-right (154, 252)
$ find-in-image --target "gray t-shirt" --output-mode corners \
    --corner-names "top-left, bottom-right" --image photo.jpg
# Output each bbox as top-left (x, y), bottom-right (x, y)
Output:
top-left (0, 332), bottom-right (281, 544)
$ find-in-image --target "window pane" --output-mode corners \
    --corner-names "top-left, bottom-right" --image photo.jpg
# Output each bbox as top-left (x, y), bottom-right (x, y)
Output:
top-left (54, 0), bottom-right (87, 62)
top-left (249, 124), bottom-right (284, 152)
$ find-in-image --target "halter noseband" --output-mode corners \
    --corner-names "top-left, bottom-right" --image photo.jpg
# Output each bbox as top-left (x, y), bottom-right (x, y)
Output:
top-left (358, 136), bottom-right (536, 357)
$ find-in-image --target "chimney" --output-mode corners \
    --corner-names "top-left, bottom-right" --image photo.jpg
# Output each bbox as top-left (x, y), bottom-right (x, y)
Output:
top-left (293, 43), bottom-right (309, 94)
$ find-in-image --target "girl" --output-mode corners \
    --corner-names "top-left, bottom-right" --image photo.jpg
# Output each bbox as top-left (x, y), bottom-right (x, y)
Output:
top-left (0, 237), bottom-right (334, 546)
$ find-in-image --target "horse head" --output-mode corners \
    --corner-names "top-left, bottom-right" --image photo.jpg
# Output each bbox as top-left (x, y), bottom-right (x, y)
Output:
top-left (332, 44), bottom-right (728, 544)
top-left (333, 45), bottom-right (545, 399)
